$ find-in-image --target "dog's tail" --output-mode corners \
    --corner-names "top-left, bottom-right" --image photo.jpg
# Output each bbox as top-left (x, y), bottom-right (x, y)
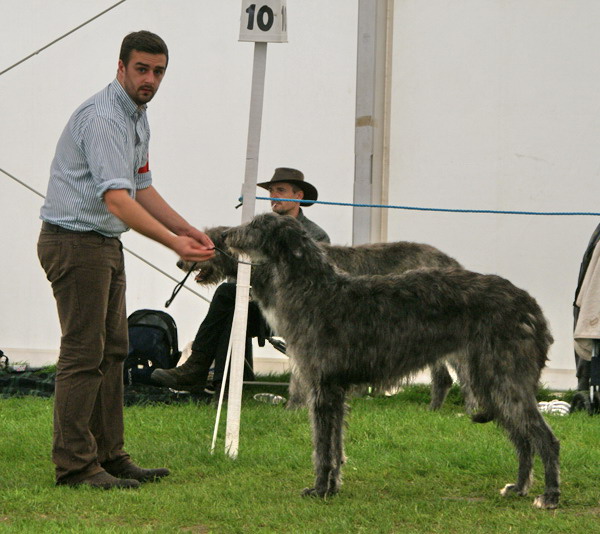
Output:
top-left (521, 308), bottom-right (554, 372)
top-left (467, 294), bottom-right (552, 426)
top-left (471, 411), bottom-right (494, 424)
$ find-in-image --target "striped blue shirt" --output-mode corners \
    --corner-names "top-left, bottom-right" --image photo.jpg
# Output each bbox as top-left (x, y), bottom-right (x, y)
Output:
top-left (40, 79), bottom-right (153, 237)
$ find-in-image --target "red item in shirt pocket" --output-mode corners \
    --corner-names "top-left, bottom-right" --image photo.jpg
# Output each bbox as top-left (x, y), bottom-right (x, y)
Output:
top-left (138, 156), bottom-right (150, 174)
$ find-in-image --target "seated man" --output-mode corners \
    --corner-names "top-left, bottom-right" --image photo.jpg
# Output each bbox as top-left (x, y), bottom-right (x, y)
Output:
top-left (151, 168), bottom-right (330, 395)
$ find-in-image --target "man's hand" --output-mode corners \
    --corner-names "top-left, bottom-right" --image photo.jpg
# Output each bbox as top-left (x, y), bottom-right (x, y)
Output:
top-left (104, 189), bottom-right (215, 261)
top-left (185, 227), bottom-right (215, 250)
top-left (172, 235), bottom-right (215, 262)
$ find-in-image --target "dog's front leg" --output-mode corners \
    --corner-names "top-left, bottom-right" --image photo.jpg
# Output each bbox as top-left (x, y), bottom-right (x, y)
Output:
top-left (302, 385), bottom-right (346, 498)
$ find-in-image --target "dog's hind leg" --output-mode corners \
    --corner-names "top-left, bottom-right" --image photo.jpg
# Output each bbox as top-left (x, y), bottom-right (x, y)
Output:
top-left (498, 407), bottom-right (560, 509)
top-left (286, 368), bottom-right (308, 410)
top-left (452, 359), bottom-right (479, 414)
top-left (430, 358), bottom-right (479, 414)
top-left (302, 384), bottom-right (346, 498)
top-left (429, 361), bottom-right (453, 410)
top-left (530, 413), bottom-right (560, 509)
top-left (499, 427), bottom-right (534, 498)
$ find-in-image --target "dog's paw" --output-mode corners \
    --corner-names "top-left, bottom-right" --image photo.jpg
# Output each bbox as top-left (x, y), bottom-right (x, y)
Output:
top-left (301, 486), bottom-right (338, 499)
top-left (500, 483), bottom-right (527, 497)
top-left (301, 487), bottom-right (320, 498)
top-left (533, 493), bottom-right (559, 509)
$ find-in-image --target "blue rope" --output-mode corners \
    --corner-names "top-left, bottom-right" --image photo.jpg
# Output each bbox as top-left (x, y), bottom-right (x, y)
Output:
top-left (251, 196), bottom-right (600, 217)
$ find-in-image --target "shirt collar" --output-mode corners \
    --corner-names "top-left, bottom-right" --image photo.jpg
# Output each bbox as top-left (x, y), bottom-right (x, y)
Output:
top-left (111, 79), bottom-right (147, 118)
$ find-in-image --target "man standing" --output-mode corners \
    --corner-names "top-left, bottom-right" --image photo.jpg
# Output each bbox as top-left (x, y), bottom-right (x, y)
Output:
top-left (38, 31), bottom-right (214, 489)
top-left (151, 168), bottom-right (329, 395)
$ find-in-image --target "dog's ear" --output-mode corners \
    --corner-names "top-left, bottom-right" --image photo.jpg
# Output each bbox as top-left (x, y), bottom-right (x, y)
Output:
top-left (273, 218), bottom-right (306, 259)
top-left (291, 241), bottom-right (304, 259)
top-left (206, 226), bottom-right (229, 247)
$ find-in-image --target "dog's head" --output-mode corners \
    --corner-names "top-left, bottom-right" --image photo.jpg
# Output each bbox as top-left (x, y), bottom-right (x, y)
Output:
top-left (176, 225), bottom-right (238, 285)
top-left (223, 213), bottom-right (312, 263)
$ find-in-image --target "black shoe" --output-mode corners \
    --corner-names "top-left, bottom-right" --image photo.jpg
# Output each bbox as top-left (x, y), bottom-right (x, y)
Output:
top-left (105, 462), bottom-right (170, 483)
top-left (150, 351), bottom-right (213, 388)
top-left (60, 471), bottom-right (141, 489)
top-left (150, 368), bottom-right (179, 388)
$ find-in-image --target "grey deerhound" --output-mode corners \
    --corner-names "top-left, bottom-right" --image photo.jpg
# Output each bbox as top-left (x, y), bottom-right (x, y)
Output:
top-left (222, 213), bottom-right (560, 509)
top-left (179, 225), bottom-right (468, 410)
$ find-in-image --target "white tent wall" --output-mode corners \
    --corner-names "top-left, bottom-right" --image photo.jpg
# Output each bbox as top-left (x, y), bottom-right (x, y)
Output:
top-left (388, 0), bottom-right (600, 389)
top-left (1, 1), bottom-right (595, 391)
top-left (0, 1), bottom-right (357, 365)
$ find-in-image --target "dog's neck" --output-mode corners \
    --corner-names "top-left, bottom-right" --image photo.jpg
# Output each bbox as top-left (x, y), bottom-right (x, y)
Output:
top-left (250, 242), bottom-right (338, 315)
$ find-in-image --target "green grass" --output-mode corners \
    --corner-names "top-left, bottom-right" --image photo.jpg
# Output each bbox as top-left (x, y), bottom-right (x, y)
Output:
top-left (1, 382), bottom-right (600, 533)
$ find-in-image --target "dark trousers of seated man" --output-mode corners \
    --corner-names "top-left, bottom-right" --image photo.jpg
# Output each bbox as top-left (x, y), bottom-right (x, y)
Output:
top-left (192, 282), bottom-right (261, 392)
top-left (37, 228), bottom-right (132, 484)
top-left (152, 282), bottom-right (263, 391)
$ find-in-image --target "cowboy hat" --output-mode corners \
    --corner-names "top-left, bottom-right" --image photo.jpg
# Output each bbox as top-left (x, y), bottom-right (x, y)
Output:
top-left (257, 167), bottom-right (318, 207)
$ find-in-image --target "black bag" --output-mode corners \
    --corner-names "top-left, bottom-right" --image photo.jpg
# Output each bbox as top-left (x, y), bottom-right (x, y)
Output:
top-left (124, 309), bottom-right (182, 385)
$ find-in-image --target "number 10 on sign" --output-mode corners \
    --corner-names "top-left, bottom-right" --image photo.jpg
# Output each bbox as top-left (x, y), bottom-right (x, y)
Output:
top-left (239, 0), bottom-right (287, 43)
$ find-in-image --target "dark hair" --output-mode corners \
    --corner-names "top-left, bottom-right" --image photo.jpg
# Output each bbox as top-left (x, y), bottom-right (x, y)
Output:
top-left (119, 31), bottom-right (169, 67)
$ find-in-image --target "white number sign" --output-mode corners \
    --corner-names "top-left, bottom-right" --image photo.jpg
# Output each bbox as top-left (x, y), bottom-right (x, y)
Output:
top-left (239, 0), bottom-right (287, 43)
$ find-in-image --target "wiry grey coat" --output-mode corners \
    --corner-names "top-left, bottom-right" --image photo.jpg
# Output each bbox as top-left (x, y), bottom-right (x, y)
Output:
top-left (223, 213), bottom-right (560, 509)
top-left (179, 224), bottom-right (466, 409)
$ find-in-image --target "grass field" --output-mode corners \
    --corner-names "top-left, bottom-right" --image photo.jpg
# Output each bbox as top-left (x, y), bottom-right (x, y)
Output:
top-left (1, 381), bottom-right (600, 533)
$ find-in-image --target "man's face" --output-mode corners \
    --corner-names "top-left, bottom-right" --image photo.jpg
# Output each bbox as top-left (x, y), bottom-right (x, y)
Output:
top-left (117, 50), bottom-right (167, 106)
top-left (269, 182), bottom-right (303, 216)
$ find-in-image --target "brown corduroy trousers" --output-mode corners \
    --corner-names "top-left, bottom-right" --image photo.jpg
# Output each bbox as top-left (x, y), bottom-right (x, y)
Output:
top-left (37, 223), bottom-right (131, 484)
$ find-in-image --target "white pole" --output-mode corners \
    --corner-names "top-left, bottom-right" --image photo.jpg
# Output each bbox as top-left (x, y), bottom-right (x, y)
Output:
top-left (213, 0), bottom-right (287, 458)
top-left (211, 333), bottom-right (233, 454)
top-left (353, 0), bottom-right (394, 245)
top-left (223, 41), bottom-right (268, 458)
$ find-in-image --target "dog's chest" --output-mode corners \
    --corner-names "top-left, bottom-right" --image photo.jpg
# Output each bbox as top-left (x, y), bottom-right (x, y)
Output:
top-left (260, 306), bottom-right (281, 336)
